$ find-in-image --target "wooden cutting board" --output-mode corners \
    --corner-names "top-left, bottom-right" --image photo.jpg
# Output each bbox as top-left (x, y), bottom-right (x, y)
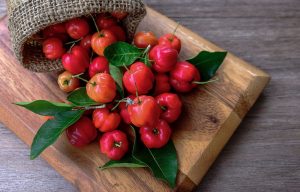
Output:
top-left (0, 7), bottom-right (270, 192)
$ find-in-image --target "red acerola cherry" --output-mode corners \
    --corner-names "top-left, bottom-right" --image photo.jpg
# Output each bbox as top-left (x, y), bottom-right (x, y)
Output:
top-left (111, 11), bottom-right (128, 20)
top-left (43, 37), bottom-right (65, 60)
top-left (107, 25), bottom-right (126, 41)
top-left (128, 95), bottom-right (161, 128)
top-left (123, 62), bottom-right (154, 95)
top-left (153, 73), bottom-right (171, 96)
top-left (140, 119), bottom-right (172, 149)
top-left (100, 130), bottom-right (129, 160)
top-left (134, 31), bottom-right (158, 49)
top-left (62, 45), bottom-right (89, 74)
top-left (96, 15), bottom-right (117, 29)
top-left (42, 22), bottom-right (68, 42)
top-left (149, 45), bottom-right (178, 73)
top-left (158, 33), bottom-right (181, 53)
top-left (89, 56), bottom-right (109, 78)
top-left (80, 35), bottom-right (92, 50)
top-left (66, 117), bottom-right (98, 148)
top-left (66, 18), bottom-right (90, 39)
top-left (119, 95), bottom-right (135, 124)
top-left (156, 93), bottom-right (182, 123)
top-left (93, 107), bottom-right (121, 132)
top-left (170, 61), bottom-right (201, 92)
top-left (91, 30), bottom-right (117, 56)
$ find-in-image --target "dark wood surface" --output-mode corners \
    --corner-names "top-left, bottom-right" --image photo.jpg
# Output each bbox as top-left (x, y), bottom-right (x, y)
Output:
top-left (0, 0), bottom-right (299, 191)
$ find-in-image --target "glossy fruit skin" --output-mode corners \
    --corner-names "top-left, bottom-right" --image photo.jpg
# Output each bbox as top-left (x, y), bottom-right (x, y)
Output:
top-left (86, 73), bottom-right (117, 103)
top-left (149, 45), bottom-right (178, 73)
top-left (70, 45), bottom-right (90, 68)
top-left (128, 96), bottom-right (160, 127)
top-left (119, 95), bottom-right (135, 124)
top-left (93, 107), bottom-right (121, 132)
top-left (170, 61), bottom-right (201, 93)
top-left (140, 119), bottom-right (171, 148)
top-left (57, 71), bottom-right (80, 93)
top-left (42, 23), bottom-right (68, 42)
top-left (91, 30), bottom-right (117, 56)
top-left (66, 117), bottom-right (98, 148)
top-left (89, 56), bottom-right (109, 78)
top-left (158, 33), bottom-right (181, 53)
top-left (111, 11), bottom-right (128, 20)
top-left (100, 130), bottom-right (129, 160)
top-left (153, 73), bottom-right (171, 96)
top-left (156, 93), bottom-right (182, 123)
top-left (123, 62), bottom-right (154, 95)
top-left (42, 38), bottom-right (65, 60)
top-left (66, 18), bottom-right (90, 39)
top-left (96, 15), bottom-right (117, 29)
top-left (80, 35), bottom-right (92, 50)
top-left (107, 25), bottom-right (126, 41)
top-left (62, 45), bottom-right (89, 74)
top-left (134, 31), bottom-right (158, 48)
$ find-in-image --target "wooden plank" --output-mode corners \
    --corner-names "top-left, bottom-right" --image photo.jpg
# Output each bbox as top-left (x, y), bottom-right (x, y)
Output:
top-left (0, 6), bottom-right (269, 192)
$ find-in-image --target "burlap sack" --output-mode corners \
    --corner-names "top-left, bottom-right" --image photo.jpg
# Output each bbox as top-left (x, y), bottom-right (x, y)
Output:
top-left (6, 0), bottom-right (146, 72)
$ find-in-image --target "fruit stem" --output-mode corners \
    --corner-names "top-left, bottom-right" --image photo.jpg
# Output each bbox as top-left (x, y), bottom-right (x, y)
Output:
top-left (65, 37), bottom-right (83, 45)
top-left (72, 73), bottom-right (94, 85)
top-left (192, 77), bottom-right (219, 85)
top-left (160, 106), bottom-right (167, 111)
top-left (111, 98), bottom-right (129, 111)
top-left (142, 45), bottom-right (151, 57)
top-left (89, 14), bottom-right (100, 33)
top-left (73, 104), bottom-right (106, 111)
top-left (114, 141), bottom-right (122, 148)
top-left (68, 43), bottom-right (76, 53)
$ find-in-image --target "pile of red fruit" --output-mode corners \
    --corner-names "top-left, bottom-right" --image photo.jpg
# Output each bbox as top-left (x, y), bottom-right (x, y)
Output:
top-left (41, 12), bottom-right (202, 161)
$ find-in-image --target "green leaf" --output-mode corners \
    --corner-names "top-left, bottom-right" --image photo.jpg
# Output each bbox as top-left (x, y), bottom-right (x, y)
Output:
top-left (187, 51), bottom-right (227, 81)
top-left (15, 100), bottom-right (73, 116)
top-left (104, 42), bottom-right (143, 67)
top-left (100, 154), bottom-right (146, 170)
top-left (67, 87), bottom-right (99, 106)
top-left (30, 110), bottom-right (84, 160)
top-left (109, 64), bottom-right (124, 98)
top-left (131, 126), bottom-right (178, 188)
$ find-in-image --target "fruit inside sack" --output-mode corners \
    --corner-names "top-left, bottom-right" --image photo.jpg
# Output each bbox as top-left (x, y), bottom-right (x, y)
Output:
top-left (15, 12), bottom-right (227, 188)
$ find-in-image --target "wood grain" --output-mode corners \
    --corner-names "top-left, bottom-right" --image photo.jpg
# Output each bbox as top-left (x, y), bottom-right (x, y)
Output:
top-left (1, 0), bottom-right (299, 192)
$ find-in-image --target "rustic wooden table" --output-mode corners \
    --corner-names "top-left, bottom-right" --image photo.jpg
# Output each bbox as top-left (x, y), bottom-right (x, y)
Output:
top-left (0, 0), bottom-right (299, 191)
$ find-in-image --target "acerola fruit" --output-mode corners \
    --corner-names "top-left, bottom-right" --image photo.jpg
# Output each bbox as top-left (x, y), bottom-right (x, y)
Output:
top-left (107, 25), bottom-right (126, 41)
top-left (89, 56), bottom-right (110, 78)
top-left (170, 61), bottom-right (201, 92)
top-left (134, 31), bottom-right (158, 49)
top-left (100, 130), bottom-right (129, 160)
top-left (96, 15), bottom-right (117, 29)
top-left (153, 73), bottom-right (171, 96)
top-left (57, 71), bottom-right (80, 93)
top-left (66, 117), bottom-right (98, 148)
top-left (91, 30), bottom-right (117, 56)
top-left (43, 37), bottom-right (65, 60)
top-left (66, 18), bottom-right (90, 39)
top-left (123, 62), bottom-right (154, 95)
top-left (140, 119), bottom-right (172, 148)
top-left (128, 95), bottom-right (160, 127)
top-left (86, 73), bottom-right (117, 103)
top-left (93, 107), bottom-right (121, 132)
top-left (158, 33), bottom-right (181, 53)
top-left (149, 45), bottom-right (178, 73)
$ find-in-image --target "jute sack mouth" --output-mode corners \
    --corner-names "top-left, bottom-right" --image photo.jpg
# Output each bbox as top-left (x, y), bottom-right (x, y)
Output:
top-left (6, 0), bottom-right (146, 72)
